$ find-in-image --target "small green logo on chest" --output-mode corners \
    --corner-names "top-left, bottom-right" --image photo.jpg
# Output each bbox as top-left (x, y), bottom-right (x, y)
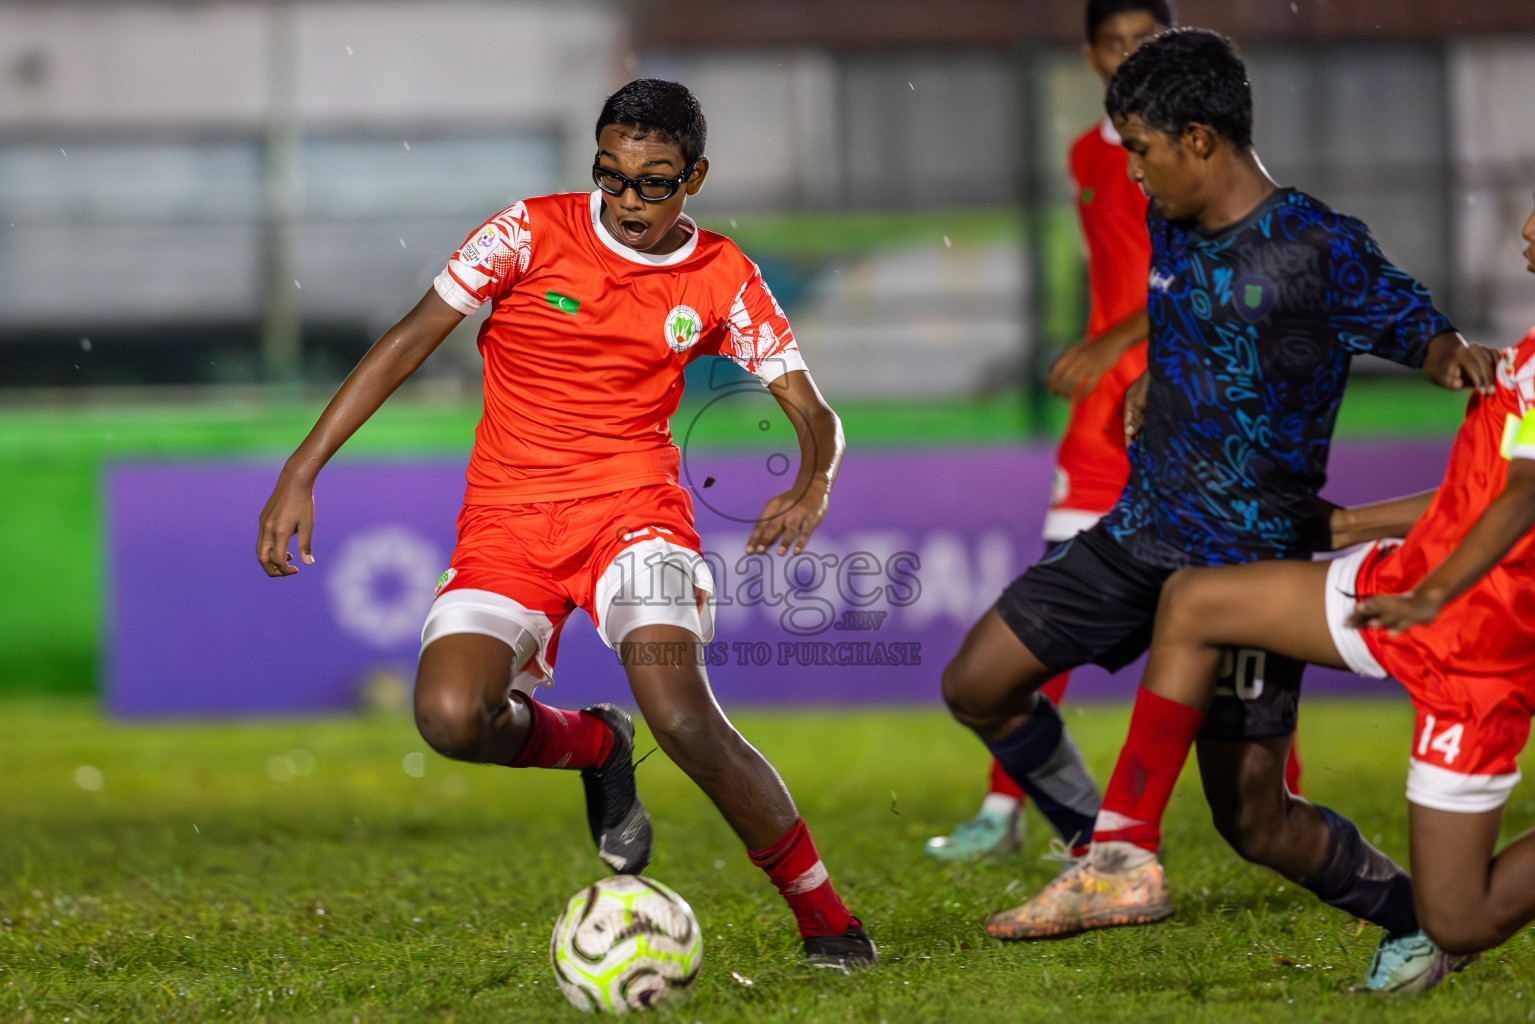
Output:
top-left (545, 291), bottom-right (580, 314)
top-left (1243, 284), bottom-right (1264, 308)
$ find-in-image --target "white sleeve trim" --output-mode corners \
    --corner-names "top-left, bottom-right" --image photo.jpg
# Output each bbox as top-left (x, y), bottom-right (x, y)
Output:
top-left (744, 350), bottom-right (809, 387)
top-left (1407, 758), bottom-right (1520, 813)
top-left (433, 271), bottom-right (483, 315)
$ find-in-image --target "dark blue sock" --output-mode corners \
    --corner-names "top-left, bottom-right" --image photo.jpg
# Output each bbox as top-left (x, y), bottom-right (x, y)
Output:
top-left (984, 696), bottom-right (1100, 847)
top-left (1300, 805), bottom-right (1418, 937)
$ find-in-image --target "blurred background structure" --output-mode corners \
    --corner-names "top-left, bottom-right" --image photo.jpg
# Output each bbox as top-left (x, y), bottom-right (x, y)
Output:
top-left (3, 0), bottom-right (1535, 698)
top-left (5, 0), bottom-right (1535, 393)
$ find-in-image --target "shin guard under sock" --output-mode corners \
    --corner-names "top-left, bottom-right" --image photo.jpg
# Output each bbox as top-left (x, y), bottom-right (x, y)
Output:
top-left (1298, 805), bottom-right (1418, 937)
top-left (984, 673), bottom-right (1072, 806)
top-left (984, 696), bottom-right (1100, 849)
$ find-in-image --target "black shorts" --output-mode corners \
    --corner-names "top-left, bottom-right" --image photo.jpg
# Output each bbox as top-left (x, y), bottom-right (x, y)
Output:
top-left (998, 522), bottom-right (1301, 740)
top-left (1200, 646), bottom-right (1303, 741)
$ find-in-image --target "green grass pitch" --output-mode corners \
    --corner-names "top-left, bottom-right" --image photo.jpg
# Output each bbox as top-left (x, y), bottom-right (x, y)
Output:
top-left (3, 697), bottom-right (1533, 1023)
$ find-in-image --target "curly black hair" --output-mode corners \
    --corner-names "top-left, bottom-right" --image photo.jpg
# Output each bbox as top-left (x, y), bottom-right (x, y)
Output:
top-left (595, 79), bottom-right (707, 166)
top-left (1086, 0), bottom-right (1174, 45)
top-left (1105, 27), bottom-right (1252, 149)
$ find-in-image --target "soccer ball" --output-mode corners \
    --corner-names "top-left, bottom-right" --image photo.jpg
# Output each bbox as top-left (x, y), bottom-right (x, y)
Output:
top-left (550, 875), bottom-right (703, 1013)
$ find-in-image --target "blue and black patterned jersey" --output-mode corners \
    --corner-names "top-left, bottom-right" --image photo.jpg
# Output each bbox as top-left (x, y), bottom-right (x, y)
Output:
top-left (1102, 188), bottom-right (1453, 568)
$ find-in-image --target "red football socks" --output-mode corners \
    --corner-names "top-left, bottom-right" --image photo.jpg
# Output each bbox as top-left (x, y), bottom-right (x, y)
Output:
top-left (508, 698), bottom-right (614, 770)
top-left (1093, 689), bottom-right (1205, 852)
top-left (748, 818), bottom-right (853, 938)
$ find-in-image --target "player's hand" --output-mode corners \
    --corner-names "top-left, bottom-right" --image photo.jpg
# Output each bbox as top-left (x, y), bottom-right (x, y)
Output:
top-left (1123, 371), bottom-right (1150, 445)
top-left (746, 479), bottom-right (829, 556)
top-left (1423, 334), bottom-right (1497, 397)
top-left (1047, 336), bottom-right (1118, 401)
top-left (1346, 590), bottom-right (1441, 635)
top-left (256, 470), bottom-right (317, 576)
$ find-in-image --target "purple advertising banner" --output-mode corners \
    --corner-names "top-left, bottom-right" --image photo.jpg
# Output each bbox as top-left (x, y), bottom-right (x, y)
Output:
top-left (105, 442), bottom-right (1451, 717)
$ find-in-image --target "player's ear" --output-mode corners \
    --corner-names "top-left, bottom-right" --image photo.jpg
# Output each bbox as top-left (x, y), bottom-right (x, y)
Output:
top-left (685, 156), bottom-right (709, 196)
top-left (1182, 123), bottom-right (1218, 160)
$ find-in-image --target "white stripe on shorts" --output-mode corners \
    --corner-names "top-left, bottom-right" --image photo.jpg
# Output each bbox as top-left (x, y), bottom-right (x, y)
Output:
top-left (1324, 543), bottom-right (1390, 680)
top-left (1407, 758), bottom-right (1520, 813)
top-left (594, 536), bottom-right (717, 648)
top-left (420, 588), bottom-right (554, 692)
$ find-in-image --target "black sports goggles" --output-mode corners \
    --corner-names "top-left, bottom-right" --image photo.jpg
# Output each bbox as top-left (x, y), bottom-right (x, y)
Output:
top-left (591, 161), bottom-right (696, 202)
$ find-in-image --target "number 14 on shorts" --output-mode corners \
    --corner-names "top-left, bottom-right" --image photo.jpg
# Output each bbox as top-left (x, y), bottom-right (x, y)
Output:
top-left (1416, 714), bottom-right (1464, 766)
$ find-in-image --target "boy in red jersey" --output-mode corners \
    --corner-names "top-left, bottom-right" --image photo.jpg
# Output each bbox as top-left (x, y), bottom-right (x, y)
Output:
top-left (256, 80), bottom-right (875, 968)
top-left (1002, 198), bottom-right (1535, 991)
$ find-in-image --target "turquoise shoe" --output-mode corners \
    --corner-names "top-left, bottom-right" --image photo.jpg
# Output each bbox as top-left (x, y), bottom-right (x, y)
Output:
top-left (1358, 929), bottom-right (1478, 993)
top-left (924, 808), bottom-right (1020, 862)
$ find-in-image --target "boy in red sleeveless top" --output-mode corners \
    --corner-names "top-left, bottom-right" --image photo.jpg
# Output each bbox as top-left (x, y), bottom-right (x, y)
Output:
top-left (257, 80), bottom-right (875, 968)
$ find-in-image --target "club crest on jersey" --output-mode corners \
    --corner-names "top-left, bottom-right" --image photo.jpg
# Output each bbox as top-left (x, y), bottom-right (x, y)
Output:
top-left (1233, 274), bottom-right (1276, 323)
top-left (664, 304), bottom-right (702, 353)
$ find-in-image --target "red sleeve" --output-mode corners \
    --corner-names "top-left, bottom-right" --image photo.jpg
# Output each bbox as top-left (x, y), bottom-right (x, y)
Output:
top-left (709, 250), bottom-right (807, 384)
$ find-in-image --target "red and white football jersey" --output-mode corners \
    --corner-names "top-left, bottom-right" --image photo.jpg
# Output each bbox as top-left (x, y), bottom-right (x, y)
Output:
top-left (1362, 327), bottom-right (1535, 679)
top-left (433, 191), bottom-right (806, 505)
top-left (1046, 119), bottom-right (1151, 541)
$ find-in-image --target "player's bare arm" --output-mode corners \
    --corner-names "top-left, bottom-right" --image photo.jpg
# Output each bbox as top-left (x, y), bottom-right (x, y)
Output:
top-left (746, 369), bottom-right (844, 557)
top-left (1325, 489), bottom-right (1438, 551)
top-left (256, 289), bottom-right (465, 576)
top-left (1047, 308), bottom-right (1148, 401)
top-left (1422, 331), bottom-right (1497, 396)
top-left (1349, 456), bottom-right (1535, 633)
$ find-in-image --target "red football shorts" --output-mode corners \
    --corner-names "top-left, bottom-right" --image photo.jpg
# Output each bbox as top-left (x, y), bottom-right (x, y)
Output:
top-left (420, 483), bottom-right (716, 692)
top-left (1326, 542), bottom-right (1533, 812)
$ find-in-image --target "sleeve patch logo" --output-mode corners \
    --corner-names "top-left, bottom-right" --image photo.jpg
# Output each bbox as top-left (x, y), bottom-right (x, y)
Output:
top-left (460, 225), bottom-right (501, 266)
top-left (664, 304), bottom-right (702, 352)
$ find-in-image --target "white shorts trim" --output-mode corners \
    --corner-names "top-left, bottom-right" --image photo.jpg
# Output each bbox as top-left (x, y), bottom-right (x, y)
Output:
top-left (1407, 758), bottom-right (1520, 813)
top-left (1041, 508), bottom-right (1104, 544)
top-left (420, 588), bottom-right (556, 693)
top-left (594, 537), bottom-right (717, 648)
top-left (1324, 544), bottom-right (1389, 679)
